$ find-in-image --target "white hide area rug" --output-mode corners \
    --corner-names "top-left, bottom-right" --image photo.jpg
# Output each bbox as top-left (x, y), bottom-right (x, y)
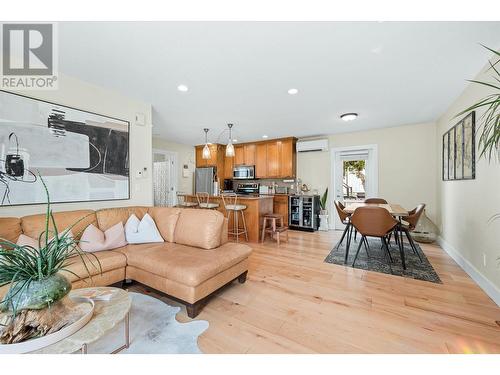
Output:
top-left (87, 292), bottom-right (209, 354)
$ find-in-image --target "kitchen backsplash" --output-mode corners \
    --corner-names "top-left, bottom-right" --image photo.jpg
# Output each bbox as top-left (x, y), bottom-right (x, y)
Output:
top-left (231, 178), bottom-right (321, 195)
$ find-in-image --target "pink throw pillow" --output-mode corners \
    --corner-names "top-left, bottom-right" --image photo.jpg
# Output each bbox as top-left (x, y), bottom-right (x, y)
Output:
top-left (16, 234), bottom-right (40, 248)
top-left (16, 230), bottom-right (75, 249)
top-left (79, 222), bottom-right (127, 252)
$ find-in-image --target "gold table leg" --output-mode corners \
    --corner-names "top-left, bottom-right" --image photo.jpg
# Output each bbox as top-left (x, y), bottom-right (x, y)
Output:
top-left (111, 311), bottom-right (130, 354)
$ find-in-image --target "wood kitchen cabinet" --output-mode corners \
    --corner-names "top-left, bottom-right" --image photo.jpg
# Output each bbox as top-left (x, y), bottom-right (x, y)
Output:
top-left (243, 144), bottom-right (256, 165)
top-left (195, 144), bottom-right (218, 167)
top-left (254, 138), bottom-right (296, 179)
top-left (195, 144), bottom-right (225, 180)
top-left (279, 138), bottom-right (296, 178)
top-left (273, 194), bottom-right (289, 227)
top-left (224, 151), bottom-right (234, 179)
top-left (234, 145), bottom-right (245, 165)
top-left (195, 137), bottom-right (296, 180)
top-left (266, 142), bottom-right (280, 178)
top-left (255, 143), bottom-right (267, 178)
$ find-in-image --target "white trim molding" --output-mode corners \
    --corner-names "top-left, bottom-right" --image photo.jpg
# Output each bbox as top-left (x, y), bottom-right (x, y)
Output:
top-left (437, 236), bottom-right (500, 306)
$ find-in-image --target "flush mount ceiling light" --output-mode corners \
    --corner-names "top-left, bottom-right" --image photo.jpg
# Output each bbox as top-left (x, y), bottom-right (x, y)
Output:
top-left (225, 123), bottom-right (235, 157)
top-left (202, 128), bottom-right (211, 159)
top-left (262, 135), bottom-right (269, 139)
top-left (340, 113), bottom-right (358, 122)
top-left (177, 84), bottom-right (189, 92)
top-left (287, 88), bottom-right (299, 95)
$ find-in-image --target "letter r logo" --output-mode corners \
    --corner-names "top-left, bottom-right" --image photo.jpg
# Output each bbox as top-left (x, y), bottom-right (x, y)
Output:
top-left (2, 24), bottom-right (53, 76)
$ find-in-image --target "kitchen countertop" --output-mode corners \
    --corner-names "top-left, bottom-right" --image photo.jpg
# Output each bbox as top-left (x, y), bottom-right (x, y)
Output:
top-left (184, 194), bottom-right (273, 200)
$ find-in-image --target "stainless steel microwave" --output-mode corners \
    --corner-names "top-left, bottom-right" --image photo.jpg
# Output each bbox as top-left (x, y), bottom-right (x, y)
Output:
top-left (233, 165), bottom-right (255, 180)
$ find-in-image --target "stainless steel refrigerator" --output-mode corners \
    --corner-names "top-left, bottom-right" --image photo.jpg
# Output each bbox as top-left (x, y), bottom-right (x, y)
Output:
top-left (195, 167), bottom-right (216, 195)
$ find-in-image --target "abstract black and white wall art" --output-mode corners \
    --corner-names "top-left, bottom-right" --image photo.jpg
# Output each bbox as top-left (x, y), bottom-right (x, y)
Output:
top-left (0, 90), bottom-right (130, 206)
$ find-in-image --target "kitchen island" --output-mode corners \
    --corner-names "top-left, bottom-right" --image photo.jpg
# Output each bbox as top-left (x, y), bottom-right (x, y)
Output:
top-left (184, 194), bottom-right (274, 242)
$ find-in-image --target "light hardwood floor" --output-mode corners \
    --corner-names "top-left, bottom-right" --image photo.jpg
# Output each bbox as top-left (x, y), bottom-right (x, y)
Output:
top-left (128, 230), bottom-right (500, 354)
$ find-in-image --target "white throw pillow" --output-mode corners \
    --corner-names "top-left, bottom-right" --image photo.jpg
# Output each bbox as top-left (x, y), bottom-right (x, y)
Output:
top-left (125, 213), bottom-right (164, 244)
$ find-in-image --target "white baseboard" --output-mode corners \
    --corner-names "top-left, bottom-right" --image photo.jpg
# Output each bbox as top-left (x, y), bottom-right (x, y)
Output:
top-left (437, 236), bottom-right (500, 306)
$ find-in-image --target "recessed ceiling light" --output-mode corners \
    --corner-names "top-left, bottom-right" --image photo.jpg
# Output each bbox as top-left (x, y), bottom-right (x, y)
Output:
top-left (233, 139), bottom-right (238, 143)
top-left (340, 113), bottom-right (358, 122)
top-left (287, 88), bottom-right (299, 95)
top-left (262, 135), bottom-right (269, 139)
top-left (177, 84), bottom-right (188, 92)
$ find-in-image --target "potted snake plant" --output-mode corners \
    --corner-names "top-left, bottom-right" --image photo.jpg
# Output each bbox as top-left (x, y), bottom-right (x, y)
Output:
top-left (318, 188), bottom-right (329, 231)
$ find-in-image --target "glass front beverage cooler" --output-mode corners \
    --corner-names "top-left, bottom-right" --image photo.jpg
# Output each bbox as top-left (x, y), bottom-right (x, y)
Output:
top-left (289, 195), bottom-right (302, 227)
top-left (288, 195), bottom-right (320, 231)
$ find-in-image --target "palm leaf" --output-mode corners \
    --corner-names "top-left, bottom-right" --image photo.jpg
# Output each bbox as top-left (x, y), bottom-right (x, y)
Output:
top-left (457, 45), bottom-right (500, 162)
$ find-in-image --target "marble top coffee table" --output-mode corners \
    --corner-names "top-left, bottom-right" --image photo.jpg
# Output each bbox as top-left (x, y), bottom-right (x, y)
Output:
top-left (33, 287), bottom-right (131, 354)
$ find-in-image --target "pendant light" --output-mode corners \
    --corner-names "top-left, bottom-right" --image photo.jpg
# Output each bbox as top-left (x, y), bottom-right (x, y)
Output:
top-left (225, 123), bottom-right (235, 157)
top-left (202, 128), bottom-right (211, 159)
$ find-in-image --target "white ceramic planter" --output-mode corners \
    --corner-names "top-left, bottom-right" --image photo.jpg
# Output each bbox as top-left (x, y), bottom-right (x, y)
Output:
top-left (319, 214), bottom-right (329, 231)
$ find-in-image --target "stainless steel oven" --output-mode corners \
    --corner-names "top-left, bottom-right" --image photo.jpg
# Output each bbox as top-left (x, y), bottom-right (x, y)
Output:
top-left (236, 182), bottom-right (259, 195)
top-left (233, 165), bottom-right (255, 180)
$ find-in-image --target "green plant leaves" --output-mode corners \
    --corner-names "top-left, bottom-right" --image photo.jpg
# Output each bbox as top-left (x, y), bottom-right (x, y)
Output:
top-left (457, 45), bottom-right (500, 163)
top-left (0, 175), bottom-right (102, 315)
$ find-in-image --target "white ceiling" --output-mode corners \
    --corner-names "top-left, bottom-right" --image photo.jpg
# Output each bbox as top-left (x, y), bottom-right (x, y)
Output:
top-left (58, 22), bottom-right (500, 146)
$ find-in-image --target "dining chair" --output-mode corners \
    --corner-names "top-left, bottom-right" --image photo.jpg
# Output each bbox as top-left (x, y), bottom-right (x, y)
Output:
top-left (334, 202), bottom-right (370, 263)
top-left (364, 198), bottom-right (388, 204)
top-left (196, 192), bottom-right (220, 209)
top-left (334, 200), bottom-right (352, 251)
top-left (349, 206), bottom-right (402, 270)
top-left (398, 203), bottom-right (426, 262)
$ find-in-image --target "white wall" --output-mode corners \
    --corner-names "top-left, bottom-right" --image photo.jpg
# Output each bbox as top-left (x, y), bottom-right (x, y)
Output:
top-left (0, 73), bottom-right (153, 217)
top-left (436, 63), bottom-right (500, 298)
top-left (297, 122), bottom-right (438, 222)
top-left (152, 138), bottom-right (195, 194)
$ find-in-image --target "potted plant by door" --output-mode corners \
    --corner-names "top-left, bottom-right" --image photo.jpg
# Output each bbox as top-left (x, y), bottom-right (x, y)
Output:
top-left (319, 188), bottom-right (329, 231)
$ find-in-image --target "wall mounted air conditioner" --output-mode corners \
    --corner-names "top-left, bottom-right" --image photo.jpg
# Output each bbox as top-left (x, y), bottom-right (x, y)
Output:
top-left (296, 138), bottom-right (329, 152)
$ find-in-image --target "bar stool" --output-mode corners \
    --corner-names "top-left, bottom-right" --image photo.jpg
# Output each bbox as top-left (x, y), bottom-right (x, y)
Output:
top-left (261, 213), bottom-right (288, 246)
top-left (196, 192), bottom-right (219, 209)
top-left (176, 192), bottom-right (198, 208)
top-left (221, 193), bottom-right (248, 242)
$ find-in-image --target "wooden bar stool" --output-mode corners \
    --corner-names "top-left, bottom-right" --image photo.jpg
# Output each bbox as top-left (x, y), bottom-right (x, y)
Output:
top-left (261, 213), bottom-right (289, 246)
top-left (221, 193), bottom-right (248, 242)
top-left (196, 192), bottom-right (219, 209)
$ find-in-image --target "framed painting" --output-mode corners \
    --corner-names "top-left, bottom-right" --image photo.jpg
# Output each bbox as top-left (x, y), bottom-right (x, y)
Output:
top-left (463, 112), bottom-right (476, 179)
top-left (448, 127), bottom-right (455, 180)
top-left (442, 132), bottom-right (449, 180)
top-left (0, 90), bottom-right (130, 206)
top-left (455, 122), bottom-right (463, 180)
top-left (442, 111), bottom-right (475, 181)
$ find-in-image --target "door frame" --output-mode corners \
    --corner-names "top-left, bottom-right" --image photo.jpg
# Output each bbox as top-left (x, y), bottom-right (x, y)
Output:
top-left (330, 144), bottom-right (379, 230)
top-left (152, 149), bottom-right (179, 206)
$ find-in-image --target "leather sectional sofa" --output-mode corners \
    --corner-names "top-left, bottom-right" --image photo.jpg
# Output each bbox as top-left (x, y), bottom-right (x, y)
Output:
top-left (0, 206), bottom-right (252, 318)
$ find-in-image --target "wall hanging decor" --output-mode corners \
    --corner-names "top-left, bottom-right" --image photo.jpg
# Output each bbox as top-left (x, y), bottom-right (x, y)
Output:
top-left (442, 111), bottom-right (475, 181)
top-left (0, 90), bottom-right (130, 206)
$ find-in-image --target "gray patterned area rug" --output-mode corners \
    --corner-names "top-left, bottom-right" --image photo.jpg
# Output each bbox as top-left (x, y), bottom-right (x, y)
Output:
top-left (88, 292), bottom-right (208, 354)
top-left (324, 236), bottom-right (441, 283)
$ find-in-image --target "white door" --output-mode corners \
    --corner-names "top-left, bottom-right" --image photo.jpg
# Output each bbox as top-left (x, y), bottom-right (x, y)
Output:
top-left (331, 145), bottom-right (378, 230)
top-left (153, 150), bottom-right (178, 206)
